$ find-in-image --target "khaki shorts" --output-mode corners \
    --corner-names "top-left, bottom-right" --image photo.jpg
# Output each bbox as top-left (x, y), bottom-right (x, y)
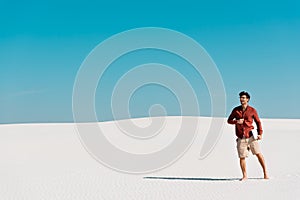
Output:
top-left (237, 136), bottom-right (261, 158)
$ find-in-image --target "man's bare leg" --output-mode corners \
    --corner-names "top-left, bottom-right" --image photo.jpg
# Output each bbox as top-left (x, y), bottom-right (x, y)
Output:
top-left (240, 157), bottom-right (247, 181)
top-left (256, 153), bottom-right (269, 179)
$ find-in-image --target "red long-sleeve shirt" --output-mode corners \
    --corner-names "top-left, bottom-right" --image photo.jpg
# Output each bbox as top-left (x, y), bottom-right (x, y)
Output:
top-left (227, 105), bottom-right (263, 139)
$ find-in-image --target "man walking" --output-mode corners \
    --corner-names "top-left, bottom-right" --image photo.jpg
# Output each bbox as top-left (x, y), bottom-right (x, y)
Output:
top-left (227, 91), bottom-right (269, 181)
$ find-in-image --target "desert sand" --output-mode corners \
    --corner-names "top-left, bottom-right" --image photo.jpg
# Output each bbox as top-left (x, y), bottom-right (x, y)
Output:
top-left (0, 116), bottom-right (299, 199)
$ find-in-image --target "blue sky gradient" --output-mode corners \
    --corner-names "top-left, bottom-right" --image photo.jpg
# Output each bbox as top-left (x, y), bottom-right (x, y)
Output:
top-left (1, 0), bottom-right (300, 123)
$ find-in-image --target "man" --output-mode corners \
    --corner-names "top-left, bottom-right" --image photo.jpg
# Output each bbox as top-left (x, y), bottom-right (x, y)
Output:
top-left (227, 91), bottom-right (269, 181)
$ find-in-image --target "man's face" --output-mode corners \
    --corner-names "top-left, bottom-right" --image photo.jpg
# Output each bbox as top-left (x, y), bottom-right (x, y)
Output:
top-left (240, 95), bottom-right (249, 105)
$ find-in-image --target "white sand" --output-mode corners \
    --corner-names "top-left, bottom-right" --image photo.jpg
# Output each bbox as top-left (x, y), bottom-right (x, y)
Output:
top-left (0, 117), bottom-right (299, 199)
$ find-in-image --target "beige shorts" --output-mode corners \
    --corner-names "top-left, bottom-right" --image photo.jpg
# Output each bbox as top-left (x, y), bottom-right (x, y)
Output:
top-left (237, 136), bottom-right (261, 158)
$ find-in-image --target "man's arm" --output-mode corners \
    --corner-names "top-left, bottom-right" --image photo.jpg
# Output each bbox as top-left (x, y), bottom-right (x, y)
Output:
top-left (253, 108), bottom-right (263, 135)
top-left (227, 109), bottom-right (237, 124)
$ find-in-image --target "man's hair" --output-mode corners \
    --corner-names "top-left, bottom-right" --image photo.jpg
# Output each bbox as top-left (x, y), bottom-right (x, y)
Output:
top-left (239, 91), bottom-right (250, 99)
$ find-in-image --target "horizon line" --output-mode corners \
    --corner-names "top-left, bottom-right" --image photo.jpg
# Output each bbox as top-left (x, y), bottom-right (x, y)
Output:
top-left (1, 115), bottom-right (299, 126)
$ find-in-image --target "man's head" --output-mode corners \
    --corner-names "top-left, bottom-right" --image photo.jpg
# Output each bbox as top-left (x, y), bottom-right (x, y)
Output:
top-left (239, 91), bottom-right (250, 105)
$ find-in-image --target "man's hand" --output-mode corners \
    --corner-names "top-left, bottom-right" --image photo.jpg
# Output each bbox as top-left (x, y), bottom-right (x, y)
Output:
top-left (257, 135), bottom-right (262, 140)
top-left (237, 119), bottom-right (244, 124)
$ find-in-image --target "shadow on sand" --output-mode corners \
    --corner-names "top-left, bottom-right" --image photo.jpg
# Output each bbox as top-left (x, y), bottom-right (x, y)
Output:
top-left (144, 177), bottom-right (264, 181)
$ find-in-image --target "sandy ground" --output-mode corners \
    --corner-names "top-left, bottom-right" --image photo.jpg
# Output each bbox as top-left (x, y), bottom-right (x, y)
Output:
top-left (0, 117), bottom-right (299, 200)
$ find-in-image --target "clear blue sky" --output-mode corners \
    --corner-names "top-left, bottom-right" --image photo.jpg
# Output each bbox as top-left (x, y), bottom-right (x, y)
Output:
top-left (1, 0), bottom-right (300, 123)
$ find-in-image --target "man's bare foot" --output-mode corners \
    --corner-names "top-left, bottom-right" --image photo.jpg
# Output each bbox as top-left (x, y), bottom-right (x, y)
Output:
top-left (240, 177), bottom-right (248, 181)
top-left (264, 174), bottom-right (269, 179)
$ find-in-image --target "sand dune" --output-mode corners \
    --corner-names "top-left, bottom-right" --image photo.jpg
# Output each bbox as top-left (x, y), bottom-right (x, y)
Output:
top-left (0, 117), bottom-right (299, 199)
